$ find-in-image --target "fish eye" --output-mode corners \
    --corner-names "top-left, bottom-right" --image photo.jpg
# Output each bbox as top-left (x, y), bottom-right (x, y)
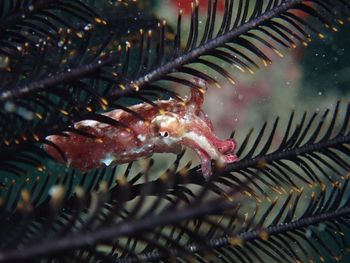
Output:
top-left (159, 131), bottom-right (169, 137)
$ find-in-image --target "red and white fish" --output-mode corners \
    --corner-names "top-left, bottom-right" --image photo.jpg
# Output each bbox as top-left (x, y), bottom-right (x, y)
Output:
top-left (44, 79), bottom-right (237, 178)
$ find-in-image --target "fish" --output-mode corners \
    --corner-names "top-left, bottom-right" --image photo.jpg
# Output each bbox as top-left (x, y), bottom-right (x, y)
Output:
top-left (44, 78), bottom-right (237, 178)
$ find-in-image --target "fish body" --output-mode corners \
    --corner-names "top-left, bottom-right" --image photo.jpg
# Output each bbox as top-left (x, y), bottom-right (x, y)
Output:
top-left (45, 80), bottom-right (237, 177)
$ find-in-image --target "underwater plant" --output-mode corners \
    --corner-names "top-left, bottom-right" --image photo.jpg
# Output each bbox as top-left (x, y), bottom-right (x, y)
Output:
top-left (0, 0), bottom-right (350, 262)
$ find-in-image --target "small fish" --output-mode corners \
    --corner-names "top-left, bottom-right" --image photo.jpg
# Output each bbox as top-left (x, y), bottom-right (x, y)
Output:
top-left (44, 79), bottom-right (237, 178)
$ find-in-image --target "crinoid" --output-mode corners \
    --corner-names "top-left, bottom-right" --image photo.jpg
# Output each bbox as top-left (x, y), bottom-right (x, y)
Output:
top-left (0, 0), bottom-right (350, 262)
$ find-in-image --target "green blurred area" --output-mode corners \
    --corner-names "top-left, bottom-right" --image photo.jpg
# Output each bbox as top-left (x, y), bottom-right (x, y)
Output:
top-left (301, 22), bottom-right (350, 95)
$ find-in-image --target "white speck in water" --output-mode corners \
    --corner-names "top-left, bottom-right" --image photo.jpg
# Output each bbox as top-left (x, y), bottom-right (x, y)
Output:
top-left (57, 41), bottom-right (64, 48)
top-left (84, 24), bottom-right (92, 31)
top-left (318, 91), bottom-right (323, 96)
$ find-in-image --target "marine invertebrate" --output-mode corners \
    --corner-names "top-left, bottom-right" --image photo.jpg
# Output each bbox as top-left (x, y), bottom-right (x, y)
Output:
top-left (44, 79), bottom-right (237, 177)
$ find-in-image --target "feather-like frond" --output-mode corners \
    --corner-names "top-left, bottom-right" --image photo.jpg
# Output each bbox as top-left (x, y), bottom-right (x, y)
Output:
top-left (0, 156), bottom-right (242, 262)
top-left (114, 175), bottom-right (350, 262)
top-left (0, 0), bottom-right (350, 262)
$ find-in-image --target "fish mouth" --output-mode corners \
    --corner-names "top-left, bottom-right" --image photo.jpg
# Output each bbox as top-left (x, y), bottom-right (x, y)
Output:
top-left (216, 139), bottom-right (236, 155)
top-left (179, 131), bottom-right (238, 178)
top-left (181, 131), bottom-right (236, 158)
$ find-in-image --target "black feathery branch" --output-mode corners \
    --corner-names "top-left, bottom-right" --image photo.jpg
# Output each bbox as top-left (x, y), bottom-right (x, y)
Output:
top-left (0, 194), bottom-right (239, 262)
top-left (0, 0), bottom-right (350, 262)
top-left (115, 177), bottom-right (350, 262)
